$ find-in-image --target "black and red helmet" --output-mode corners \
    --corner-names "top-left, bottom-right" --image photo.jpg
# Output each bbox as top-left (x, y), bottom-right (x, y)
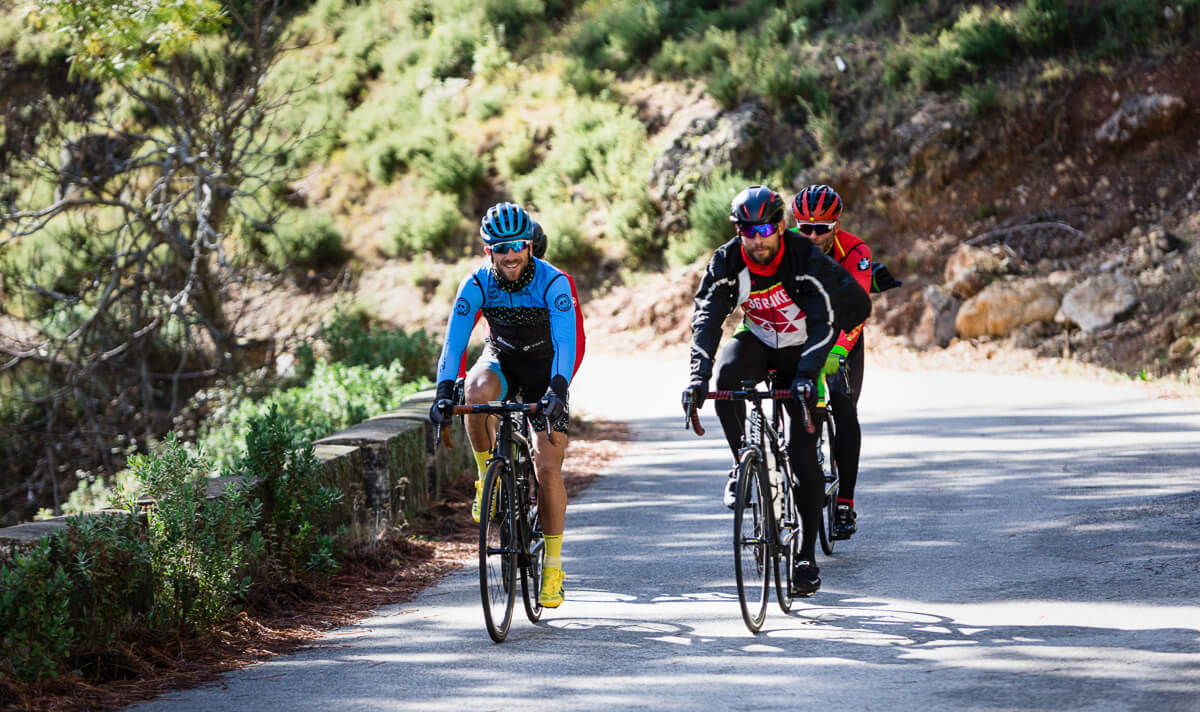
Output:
top-left (729, 185), bottom-right (785, 225)
top-left (792, 184), bottom-right (843, 222)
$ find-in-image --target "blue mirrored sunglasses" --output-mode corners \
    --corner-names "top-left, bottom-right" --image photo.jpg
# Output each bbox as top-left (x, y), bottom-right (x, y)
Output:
top-left (489, 239), bottom-right (530, 254)
top-left (736, 223), bottom-right (777, 238)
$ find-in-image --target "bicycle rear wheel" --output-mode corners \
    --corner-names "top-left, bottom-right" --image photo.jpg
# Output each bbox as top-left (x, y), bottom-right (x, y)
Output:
top-left (820, 415), bottom-right (839, 556)
top-left (518, 446), bottom-right (545, 623)
top-left (734, 449), bottom-right (770, 633)
top-left (480, 461), bottom-right (516, 642)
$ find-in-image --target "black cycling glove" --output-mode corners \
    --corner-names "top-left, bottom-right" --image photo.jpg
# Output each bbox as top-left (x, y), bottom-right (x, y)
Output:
top-left (540, 375), bottom-right (569, 422)
top-left (791, 373), bottom-right (815, 403)
top-left (682, 381), bottom-right (708, 413)
top-left (429, 379), bottom-right (456, 425)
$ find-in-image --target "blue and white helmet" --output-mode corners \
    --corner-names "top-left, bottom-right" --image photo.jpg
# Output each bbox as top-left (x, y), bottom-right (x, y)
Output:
top-left (480, 202), bottom-right (534, 246)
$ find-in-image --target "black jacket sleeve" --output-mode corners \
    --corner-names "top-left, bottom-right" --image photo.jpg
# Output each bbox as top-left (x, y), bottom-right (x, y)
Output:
top-left (689, 241), bottom-right (739, 383)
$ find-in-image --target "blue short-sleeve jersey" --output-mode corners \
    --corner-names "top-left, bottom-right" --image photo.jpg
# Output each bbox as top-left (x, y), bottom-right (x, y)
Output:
top-left (436, 258), bottom-right (577, 384)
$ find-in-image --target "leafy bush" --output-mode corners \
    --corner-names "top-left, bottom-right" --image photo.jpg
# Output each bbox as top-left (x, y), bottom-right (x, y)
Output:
top-left (494, 128), bottom-right (537, 181)
top-left (50, 511), bottom-right (153, 648)
top-left (264, 208), bottom-right (348, 271)
top-left (131, 436), bottom-right (262, 634)
top-left (668, 170), bottom-right (752, 266)
top-left (298, 308), bottom-right (442, 378)
top-left (225, 406), bottom-right (344, 577)
top-left (0, 540), bottom-right (74, 681)
top-left (537, 204), bottom-right (600, 271)
top-left (563, 58), bottom-right (614, 97)
top-left (962, 80), bottom-right (1000, 118)
top-left (415, 141), bottom-right (484, 197)
top-left (384, 190), bottom-right (465, 257)
top-left (200, 361), bottom-right (427, 470)
top-left (570, 0), bottom-right (665, 72)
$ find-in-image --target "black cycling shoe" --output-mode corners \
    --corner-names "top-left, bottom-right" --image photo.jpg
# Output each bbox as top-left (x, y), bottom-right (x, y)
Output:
top-left (832, 504), bottom-right (857, 540)
top-left (790, 561), bottom-right (821, 596)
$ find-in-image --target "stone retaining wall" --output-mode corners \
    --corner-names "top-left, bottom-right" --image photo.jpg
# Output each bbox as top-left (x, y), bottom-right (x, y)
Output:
top-left (0, 389), bottom-right (471, 565)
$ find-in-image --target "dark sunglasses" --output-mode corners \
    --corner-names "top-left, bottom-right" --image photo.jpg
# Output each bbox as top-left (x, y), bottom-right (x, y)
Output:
top-left (796, 221), bottom-right (836, 236)
top-left (489, 239), bottom-right (530, 254)
top-left (736, 223), bottom-right (777, 238)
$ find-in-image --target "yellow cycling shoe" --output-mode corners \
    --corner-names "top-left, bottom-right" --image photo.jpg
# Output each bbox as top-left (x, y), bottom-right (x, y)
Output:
top-left (471, 480), bottom-right (483, 523)
top-left (539, 567), bottom-right (565, 608)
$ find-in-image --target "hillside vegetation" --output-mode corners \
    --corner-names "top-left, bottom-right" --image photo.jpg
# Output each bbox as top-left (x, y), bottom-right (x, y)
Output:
top-left (3, 0), bottom-right (1200, 523)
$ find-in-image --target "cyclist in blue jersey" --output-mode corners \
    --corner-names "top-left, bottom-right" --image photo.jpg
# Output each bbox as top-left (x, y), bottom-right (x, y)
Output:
top-left (429, 202), bottom-right (577, 609)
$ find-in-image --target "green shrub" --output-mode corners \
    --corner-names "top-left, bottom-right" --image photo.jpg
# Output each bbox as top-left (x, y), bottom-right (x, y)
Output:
top-left (494, 129), bottom-right (537, 181)
top-left (424, 18), bottom-right (477, 79)
top-left (953, 6), bottom-right (1017, 66)
top-left (224, 405), bottom-right (344, 577)
top-left (265, 208), bottom-right (348, 271)
top-left (962, 80), bottom-right (1000, 118)
top-left (384, 190), bottom-right (465, 257)
top-left (0, 540), bottom-right (74, 681)
top-left (538, 205), bottom-right (601, 271)
top-left (564, 58), bottom-right (613, 97)
top-left (469, 84), bottom-right (508, 120)
top-left (299, 308), bottom-right (442, 378)
top-left (415, 142), bottom-right (484, 197)
top-left (200, 361), bottom-right (426, 470)
top-left (570, 0), bottom-right (664, 72)
top-left (51, 511), bottom-right (154, 649)
top-left (668, 170), bottom-right (751, 266)
top-left (609, 192), bottom-right (662, 266)
top-left (130, 436), bottom-right (262, 635)
top-left (1012, 0), bottom-right (1070, 50)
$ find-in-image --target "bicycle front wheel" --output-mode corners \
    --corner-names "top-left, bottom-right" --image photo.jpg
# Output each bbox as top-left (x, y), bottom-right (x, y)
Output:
top-left (518, 446), bottom-right (545, 623)
top-left (734, 449), bottom-right (770, 633)
top-left (480, 461), bottom-right (517, 642)
top-left (774, 469), bottom-right (799, 614)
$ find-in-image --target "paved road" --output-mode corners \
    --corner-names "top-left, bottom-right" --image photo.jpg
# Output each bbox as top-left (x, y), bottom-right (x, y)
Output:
top-left (133, 355), bottom-right (1200, 711)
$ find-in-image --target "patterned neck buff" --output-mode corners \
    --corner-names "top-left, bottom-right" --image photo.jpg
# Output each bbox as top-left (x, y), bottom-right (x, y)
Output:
top-left (493, 258), bottom-right (536, 293)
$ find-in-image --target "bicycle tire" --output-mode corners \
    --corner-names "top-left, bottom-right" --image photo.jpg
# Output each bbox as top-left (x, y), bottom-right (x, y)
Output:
top-left (518, 443), bottom-right (544, 623)
top-left (820, 414), bottom-right (839, 556)
top-left (733, 449), bottom-right (770, 633)
top-left (774, 465), bottom-right (799, 613)
top-left (480, 461), bottom-right (516, 642)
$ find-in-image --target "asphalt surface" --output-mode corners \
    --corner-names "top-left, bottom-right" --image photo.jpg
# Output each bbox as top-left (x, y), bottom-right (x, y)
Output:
top-left (131, 354), bottom-right (1200, 711)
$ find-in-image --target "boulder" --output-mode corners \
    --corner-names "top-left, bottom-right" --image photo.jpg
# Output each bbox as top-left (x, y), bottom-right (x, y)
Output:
top-left (913, 285), bottom-right (960, 348)
top-left (1094, 94), bottom-right (1187, 146)
top-left (944, 244), bottom-right (1008, 299)
top-left (956, 276), bottom-right (1066, 338)
top-left (1055, 273), bottom-right (1139, 332)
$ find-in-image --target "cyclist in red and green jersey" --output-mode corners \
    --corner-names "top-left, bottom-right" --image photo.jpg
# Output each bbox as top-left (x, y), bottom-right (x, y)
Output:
top-left (791, 184), bottom-right (872, 540)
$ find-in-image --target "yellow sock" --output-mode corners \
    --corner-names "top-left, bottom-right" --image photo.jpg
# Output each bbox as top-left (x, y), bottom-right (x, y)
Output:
top-left (544, 534), bottom-right (563, 570)
top-left (473, 450), bottom-right (489, 480)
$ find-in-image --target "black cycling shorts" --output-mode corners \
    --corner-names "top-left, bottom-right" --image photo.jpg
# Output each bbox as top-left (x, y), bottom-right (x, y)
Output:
top-left (475, 343), bottom-right (569, 435)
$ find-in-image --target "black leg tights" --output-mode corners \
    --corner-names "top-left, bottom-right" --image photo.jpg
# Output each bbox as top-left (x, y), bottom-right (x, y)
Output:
top-left (828, 341), bottom-right (864, 502)
top-left (713, 332), bottom-right (823, 563)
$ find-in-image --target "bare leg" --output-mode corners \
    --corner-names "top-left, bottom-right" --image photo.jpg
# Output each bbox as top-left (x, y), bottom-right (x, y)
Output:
top-left (533, 429), bottom-right (568, 536)
top-left (463, 363), bottom-right (501, 455)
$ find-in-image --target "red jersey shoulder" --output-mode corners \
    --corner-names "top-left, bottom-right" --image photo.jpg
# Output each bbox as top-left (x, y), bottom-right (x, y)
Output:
top-left (834, 230), bottom-right (871, 274)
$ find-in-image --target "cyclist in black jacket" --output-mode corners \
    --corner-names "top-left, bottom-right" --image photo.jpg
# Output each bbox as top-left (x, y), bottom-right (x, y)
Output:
top-left (682, 185), bottom-right (870, 595)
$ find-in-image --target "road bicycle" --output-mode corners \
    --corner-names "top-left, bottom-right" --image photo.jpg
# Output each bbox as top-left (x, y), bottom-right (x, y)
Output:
top-left (684, 374), bottom-right (816, 633)
top-left (439, 401), bottom-right (547, 643)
